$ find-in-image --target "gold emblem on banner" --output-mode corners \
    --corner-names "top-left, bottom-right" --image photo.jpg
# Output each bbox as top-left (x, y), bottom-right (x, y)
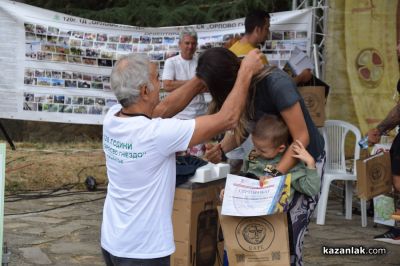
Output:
top-left (356, 48), bottom-right (384, 89)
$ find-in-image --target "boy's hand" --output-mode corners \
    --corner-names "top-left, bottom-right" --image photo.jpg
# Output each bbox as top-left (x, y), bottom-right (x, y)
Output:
top-left (259, 175), bottom-right (273, 187)
top-left (291, 140), bottom-right (316, 169)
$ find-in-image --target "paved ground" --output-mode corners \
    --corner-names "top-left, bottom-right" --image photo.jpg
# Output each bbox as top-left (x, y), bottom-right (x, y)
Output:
top-left (304, 200), bottom-right (399, 266)
top-left (3, 189), bottom-right (399, 266)
top-left (4, 189), bottom-right (105, 266)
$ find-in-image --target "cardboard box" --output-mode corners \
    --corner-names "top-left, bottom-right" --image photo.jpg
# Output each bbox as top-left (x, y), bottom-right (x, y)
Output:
top-left (298, 86), bottom-right (326, 127)
top-left (356, 152), bottom-right (392, 200)
top-left (171, 179), bottom-right (225, 266)
top-left (218, 209), bottom-right (290, 266)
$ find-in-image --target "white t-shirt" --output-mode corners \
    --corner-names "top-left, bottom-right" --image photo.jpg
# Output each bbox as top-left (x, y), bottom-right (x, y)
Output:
top-left (101, 104), bottom-right (195, 259)
top-left (162, 54), bottom-right (207, 119)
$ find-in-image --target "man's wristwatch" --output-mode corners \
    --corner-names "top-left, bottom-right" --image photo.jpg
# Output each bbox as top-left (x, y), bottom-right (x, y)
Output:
top-left (264, 164), bottom-right (283, 177)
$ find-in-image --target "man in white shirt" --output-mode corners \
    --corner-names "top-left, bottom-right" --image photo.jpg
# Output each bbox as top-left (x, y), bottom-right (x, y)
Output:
top-left (162, 27), bottom-right (207, 120)
top-left (101, 50), bottom-right (263, 265)
top-left (162, 27), bottom-right (209, 156)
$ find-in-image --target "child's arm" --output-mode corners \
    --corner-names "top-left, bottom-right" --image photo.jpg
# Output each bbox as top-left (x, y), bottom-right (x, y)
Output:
top-left (290, 140), bottom-right (320, 196)
top-left (291, 169), bottom-right (320, 197)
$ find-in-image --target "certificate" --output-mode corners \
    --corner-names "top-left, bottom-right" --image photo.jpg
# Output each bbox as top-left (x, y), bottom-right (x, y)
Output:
top-left (221, 174), bottom-right (288, 216)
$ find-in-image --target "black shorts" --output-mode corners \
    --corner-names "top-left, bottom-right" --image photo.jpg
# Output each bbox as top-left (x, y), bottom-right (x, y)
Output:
top-left (101, 248), bottom-right (170, 266)
top-left (391, 133), bottom-right (400, 175)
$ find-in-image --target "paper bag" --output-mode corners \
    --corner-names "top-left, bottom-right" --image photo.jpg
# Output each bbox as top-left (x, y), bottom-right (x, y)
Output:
top-left (373, 194), bottom-right (395, 226)
top-left (356, 152), bottom-right (392, 200)
top-left (218, 207), bottom-right (290, 266)
top-left (297, 86), bottom-right (326, 127)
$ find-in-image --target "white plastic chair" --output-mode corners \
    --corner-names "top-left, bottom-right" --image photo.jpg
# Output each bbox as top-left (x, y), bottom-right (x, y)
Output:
top-left (316, 120), bottom-right (368, 227)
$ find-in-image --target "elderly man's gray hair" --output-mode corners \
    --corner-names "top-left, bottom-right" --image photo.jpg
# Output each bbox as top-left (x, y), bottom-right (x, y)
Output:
top-left (179, 26), bottom-right (197, 42)
top-left (110, 54), bottom-right (153, 108)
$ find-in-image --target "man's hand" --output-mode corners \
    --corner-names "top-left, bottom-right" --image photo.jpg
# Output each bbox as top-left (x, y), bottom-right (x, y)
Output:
top-left (204, 143), bottom-right (223, 163)
top-left (240, 49), bottom-right (264, 76)
top-left (367, 128), bottom-right (381, 145)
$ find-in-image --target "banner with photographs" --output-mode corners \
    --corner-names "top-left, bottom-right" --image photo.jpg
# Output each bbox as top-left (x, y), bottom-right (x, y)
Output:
top-left (0, 0), bottom-right (312, 125)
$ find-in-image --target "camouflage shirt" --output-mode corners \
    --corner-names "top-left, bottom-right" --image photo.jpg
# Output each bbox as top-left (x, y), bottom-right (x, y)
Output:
top-left (245, 149), bottom-right (320, 202)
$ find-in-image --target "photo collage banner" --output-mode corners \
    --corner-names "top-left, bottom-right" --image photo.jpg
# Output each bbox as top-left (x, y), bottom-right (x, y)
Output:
top-left (0, 0), bottom-right (312, 124)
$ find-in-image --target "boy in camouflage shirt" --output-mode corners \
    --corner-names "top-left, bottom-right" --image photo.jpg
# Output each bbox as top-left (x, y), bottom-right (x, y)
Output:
top-left (245, 115), bottom-right (320, 203)
top-left (245, 114), bottom-right (320, 266)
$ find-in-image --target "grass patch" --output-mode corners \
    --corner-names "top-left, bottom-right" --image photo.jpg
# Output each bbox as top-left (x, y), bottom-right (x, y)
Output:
top-left (4, 142), bottom-right (106, 191)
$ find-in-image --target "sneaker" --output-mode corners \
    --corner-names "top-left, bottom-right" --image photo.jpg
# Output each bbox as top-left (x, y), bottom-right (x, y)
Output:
top-left (374, 227), bottom-right (400, 245)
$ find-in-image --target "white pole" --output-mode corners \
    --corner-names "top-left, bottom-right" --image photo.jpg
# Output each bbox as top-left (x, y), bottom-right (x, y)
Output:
top-left (292, 0), bottom-right (298, 10)
top-left (313, 44), bottom-right (320, 78)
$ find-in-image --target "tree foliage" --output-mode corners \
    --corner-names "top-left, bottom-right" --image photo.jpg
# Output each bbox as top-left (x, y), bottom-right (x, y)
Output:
top-left (24, 0), bottom-right (291, 27)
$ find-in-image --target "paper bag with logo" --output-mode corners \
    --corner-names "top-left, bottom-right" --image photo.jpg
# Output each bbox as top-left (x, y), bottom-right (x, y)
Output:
top-left (218, 207), bottom-right (290, 266)
top-left (356, 152), bottom-right (392, 200)
top-left (297, 86), bottom-right (326, 127)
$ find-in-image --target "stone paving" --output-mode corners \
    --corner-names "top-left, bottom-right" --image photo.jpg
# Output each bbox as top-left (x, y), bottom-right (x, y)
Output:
top-left (3, 189), bottom-right (399, 265)
top-left (4, 190), bottom-right (105, 266)
top-left (304, 200), bottom-right (399, 266)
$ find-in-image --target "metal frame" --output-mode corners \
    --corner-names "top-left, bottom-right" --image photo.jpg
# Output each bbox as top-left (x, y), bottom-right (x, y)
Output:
top-left (292, 0), bottom-right (328, 80)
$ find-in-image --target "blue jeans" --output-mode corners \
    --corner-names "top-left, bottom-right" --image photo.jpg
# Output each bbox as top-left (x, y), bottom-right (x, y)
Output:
top-left (102, 248), bottom-right (170, 266)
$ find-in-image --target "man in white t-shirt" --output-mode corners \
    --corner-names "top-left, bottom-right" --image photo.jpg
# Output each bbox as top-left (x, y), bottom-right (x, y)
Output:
top-left (162, 27), bottom-right (207, 120)
top-left (163, 27), bottom-right (209, 156)
top-left (101, 51), bottom-right (263, 265)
